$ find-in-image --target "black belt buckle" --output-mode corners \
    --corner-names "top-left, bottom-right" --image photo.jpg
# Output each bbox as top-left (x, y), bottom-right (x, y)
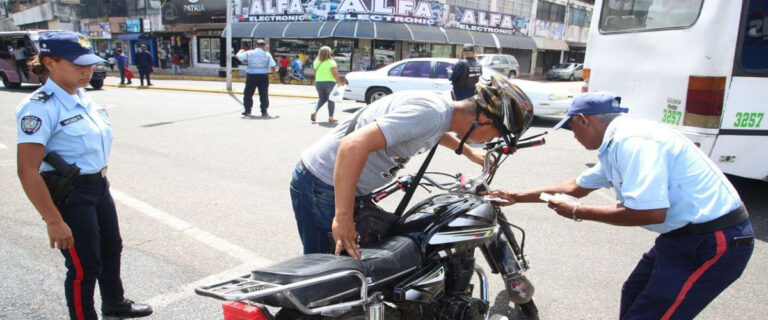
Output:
top-left (730, 236), bottom-right (754, 247)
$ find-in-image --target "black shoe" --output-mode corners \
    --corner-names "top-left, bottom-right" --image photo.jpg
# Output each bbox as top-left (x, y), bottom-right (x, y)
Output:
top-left (261, 112), bottom-right (269, 117)
top-left (102, 298), bottom-right (153, 318)
top-left (242, 111), bottom-right (251, 116)
top-left (127, 81), bottom-right (132, 84)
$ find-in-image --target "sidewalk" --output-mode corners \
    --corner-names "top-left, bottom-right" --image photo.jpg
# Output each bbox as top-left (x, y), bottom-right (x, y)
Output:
top-left (103, 75), bottom-right (320, 99)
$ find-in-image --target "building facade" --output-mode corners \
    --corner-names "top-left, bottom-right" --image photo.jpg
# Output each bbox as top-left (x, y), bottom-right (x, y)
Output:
top-left (0, 0), bottom-right (593, 77)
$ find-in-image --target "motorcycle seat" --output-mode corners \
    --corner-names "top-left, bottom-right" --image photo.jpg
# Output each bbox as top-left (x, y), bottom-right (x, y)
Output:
top-left (249, 236), bottom-right (421, 308)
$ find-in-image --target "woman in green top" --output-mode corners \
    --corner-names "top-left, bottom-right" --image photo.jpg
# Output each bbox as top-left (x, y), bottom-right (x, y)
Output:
top-left (311, 46), bottom-right (343, 123)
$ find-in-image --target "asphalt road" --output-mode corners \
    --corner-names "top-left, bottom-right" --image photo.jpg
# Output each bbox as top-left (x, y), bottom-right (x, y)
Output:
top-left (1, 84), bottom-right (766, 320)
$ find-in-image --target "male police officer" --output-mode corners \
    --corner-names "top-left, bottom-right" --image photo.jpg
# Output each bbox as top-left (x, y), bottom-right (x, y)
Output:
top-left (450, 43), bottom-right (482, 101)
top-left (237, 39), bottom-right (277, 116)
top-left (485, 92), bottom-right (754, 319)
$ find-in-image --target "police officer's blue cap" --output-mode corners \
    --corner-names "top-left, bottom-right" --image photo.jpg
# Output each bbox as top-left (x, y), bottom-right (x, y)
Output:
top-left (462, 43), bottom-right (474, 51)
top-left (38, 32), bottom-right (105, 66)
top-left (553, 92), bottom-right (628, 130)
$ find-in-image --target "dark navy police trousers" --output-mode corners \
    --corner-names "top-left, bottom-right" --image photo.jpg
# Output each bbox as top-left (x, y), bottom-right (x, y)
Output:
top-left (243, 73), bottom-right (270, 114)
top-left (620, 219), bottom-right (754, 320)
top-left (59, 177), bottom-right (124, 320)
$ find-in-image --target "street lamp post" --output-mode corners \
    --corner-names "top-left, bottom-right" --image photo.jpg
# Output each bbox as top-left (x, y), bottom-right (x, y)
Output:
top-left (225, 0), bottom-right (233, 91)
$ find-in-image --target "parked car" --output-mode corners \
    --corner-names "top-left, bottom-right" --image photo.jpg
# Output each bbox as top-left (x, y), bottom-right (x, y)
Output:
top-left (0, 30), bottom-right (107, 89)
top-left (546, 63), bottom-right (583, 81)
top-left (476, 54), bottom-right (520, 78)
top-left (344, 58), bottom-right (573, 115)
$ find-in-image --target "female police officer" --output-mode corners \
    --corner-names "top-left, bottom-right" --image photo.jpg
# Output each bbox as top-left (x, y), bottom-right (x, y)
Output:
top-left (15, 32), bottom-right (152, 320)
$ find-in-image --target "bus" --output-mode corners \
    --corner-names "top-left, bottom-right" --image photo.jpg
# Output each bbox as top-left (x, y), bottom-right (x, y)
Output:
top-left (0, 30), bottom-right (107, 89)
top-left (581, 0), bottom-right (768, 181)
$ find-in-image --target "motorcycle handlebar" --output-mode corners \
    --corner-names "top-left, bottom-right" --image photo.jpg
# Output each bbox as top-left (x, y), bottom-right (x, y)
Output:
top-left (494, 138), bottom-right (546, 154)
top-left (373, 176), bottom-right (412, 202)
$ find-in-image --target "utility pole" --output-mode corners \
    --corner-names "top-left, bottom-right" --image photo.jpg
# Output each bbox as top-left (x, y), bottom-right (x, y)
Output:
top-left (225, 0), bottom-right (232, 91)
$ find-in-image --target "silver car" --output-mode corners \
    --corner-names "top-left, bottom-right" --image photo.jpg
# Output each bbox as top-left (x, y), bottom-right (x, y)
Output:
top-left (546, 63), bottom-right (583, 81)
top-left (476, 54), bottom-right (521, 78)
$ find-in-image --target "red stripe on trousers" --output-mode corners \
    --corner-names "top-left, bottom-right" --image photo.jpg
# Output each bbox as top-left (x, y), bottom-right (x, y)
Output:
top-left (661, 230), bottom-right (727, 320)
top-left (68, 247), bottom-right (86, 320)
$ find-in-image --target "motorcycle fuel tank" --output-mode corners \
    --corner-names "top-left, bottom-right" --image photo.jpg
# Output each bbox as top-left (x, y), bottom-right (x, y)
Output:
top-left (398, 193), bottom-right (497, 247)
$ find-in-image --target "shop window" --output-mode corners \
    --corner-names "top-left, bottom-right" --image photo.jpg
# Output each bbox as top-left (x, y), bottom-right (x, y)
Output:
top-left (401, 61), bottom-right (431, 78)
top-left (333, 40), bottom-right (353, 72)
top-left (373, 40), bottom-right (396, 69)
top-left (198, 37), bottom-right (220, 64)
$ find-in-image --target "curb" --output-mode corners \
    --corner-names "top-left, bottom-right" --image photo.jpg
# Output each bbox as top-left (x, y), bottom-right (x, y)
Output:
top-left (105, 73), bottom-right (314, 85)
top-left (102, 83), bottom-right (319, 99)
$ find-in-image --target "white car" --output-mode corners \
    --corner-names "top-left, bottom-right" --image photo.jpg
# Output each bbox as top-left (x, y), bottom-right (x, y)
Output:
top-left (344, 58), bottom-right (573, 115)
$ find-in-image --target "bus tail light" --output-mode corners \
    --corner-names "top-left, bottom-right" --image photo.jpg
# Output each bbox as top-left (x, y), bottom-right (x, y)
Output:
top-left (581, 68), bottom-right (590, 93)
top-left (684, 76), bottom-right (725, 129)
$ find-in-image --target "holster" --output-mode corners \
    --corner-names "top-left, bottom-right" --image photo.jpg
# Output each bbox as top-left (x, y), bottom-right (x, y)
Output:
top-left (40, 152), bottom-right (80, 206)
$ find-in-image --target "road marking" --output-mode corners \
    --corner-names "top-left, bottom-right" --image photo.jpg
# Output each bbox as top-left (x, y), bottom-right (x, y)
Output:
top-left (145, 263), bottom-right (263, 308)
top-left (109, 189), bottom-right (275, 308)
top-left (110, 188), bottom-right (267, 264)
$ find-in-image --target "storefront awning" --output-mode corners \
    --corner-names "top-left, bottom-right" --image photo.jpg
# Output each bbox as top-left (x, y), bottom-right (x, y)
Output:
top-left (225, 22), bottom-right (259, 38)
top-left (253, 22), bottom-right (291, 38)
top-left (355, 21), bottom-right (375, 39)
top-left (566, 41), bottom-right (587, 49)
top-left (116, 33), bottom-right (142, 40)
top-left (375, 23), bottom-right (413, 41)
top-left (533, 37), bottom-right (570, 51)
top-left (495, 34), bottom-right (536, 50)
top-left (333, 21), bottom-right (357, 38)
top-left (407, 24), bottom-right (447, 43)
top-left (318, 21), bottom-right (338, 38)
top-left (469, 31), bottom-right (497, 48)
top-left (283, 22), bottom-right (325, 38)
top-left (444, 28), bottom-right (474, 45)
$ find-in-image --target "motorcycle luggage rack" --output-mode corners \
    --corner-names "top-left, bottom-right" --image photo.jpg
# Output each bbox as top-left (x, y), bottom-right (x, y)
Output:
top-left (195, 270), bottom-right (374, 315)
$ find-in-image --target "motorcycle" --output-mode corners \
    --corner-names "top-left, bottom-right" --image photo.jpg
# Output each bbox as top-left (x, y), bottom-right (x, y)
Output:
top-left (196, 135), bottom-right (546, 320)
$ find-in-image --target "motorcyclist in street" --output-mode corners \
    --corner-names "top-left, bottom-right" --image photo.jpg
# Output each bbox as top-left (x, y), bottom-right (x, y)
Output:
top-left (290, 75), bottom-right (533, 259)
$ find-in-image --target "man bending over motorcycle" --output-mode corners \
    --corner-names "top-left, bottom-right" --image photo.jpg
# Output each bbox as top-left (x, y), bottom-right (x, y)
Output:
top-left (291, 76), bottom-right (533, 259)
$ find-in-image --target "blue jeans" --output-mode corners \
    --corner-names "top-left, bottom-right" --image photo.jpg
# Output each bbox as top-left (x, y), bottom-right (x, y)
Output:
top-left (290, 163), bottom-right (336, 254)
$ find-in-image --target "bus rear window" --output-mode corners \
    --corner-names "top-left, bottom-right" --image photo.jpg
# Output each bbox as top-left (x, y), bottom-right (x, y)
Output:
top-left (600, 0), bottom-right (703, 33)
top-left (739, 0), bottom-right (768, 74)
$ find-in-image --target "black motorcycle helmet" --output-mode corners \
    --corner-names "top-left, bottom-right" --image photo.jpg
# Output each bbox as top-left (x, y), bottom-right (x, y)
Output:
top-left (475, 75), bottom-right (534, 140)
top-left (454, 75), bottom-right (534, 154)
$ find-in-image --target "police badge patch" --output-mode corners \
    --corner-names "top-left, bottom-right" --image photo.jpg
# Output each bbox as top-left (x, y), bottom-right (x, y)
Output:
top-left (21, 115), bottom-right (42, 135)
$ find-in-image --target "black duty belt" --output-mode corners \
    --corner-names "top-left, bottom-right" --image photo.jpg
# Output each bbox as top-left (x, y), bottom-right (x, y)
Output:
top-left (663, 205), bottom-right (749, 237)
top-left (76, 167), bottom-right (108, 182)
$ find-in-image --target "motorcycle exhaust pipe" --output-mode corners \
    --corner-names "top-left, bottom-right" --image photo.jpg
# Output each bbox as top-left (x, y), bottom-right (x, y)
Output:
top-left (474, 265), bottom-right (490, 320)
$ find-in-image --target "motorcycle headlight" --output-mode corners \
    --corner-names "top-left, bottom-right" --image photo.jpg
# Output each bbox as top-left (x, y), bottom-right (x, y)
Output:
top-left (548, 93), bottom-right (570, 100)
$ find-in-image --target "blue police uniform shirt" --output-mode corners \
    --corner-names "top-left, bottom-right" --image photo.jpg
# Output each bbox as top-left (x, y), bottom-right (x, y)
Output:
top-left (236, 48), bottom-right (276, 74)
top-left (15, 79), bottom-right (113, 174)
top-left (576, 116), bottom-right (742, 233)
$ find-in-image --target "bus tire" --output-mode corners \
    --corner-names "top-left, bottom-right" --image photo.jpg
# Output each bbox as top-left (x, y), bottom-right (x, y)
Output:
top-left (90, 79), bottom-right (104, 90)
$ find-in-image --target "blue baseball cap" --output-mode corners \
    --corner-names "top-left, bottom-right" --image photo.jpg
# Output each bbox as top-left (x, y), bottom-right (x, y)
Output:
top-left (553, 92), bottom-right (628, 130)
top-left (38, 32), bottom-right (105, 66)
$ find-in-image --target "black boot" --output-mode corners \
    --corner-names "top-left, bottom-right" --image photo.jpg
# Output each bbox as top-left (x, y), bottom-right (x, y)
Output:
top-left (102, 298), bottom-right (153, 318)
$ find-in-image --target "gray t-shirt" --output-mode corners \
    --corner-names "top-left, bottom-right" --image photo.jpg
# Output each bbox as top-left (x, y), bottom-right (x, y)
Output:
top-left (301, 90), bottom-right (454, 195)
